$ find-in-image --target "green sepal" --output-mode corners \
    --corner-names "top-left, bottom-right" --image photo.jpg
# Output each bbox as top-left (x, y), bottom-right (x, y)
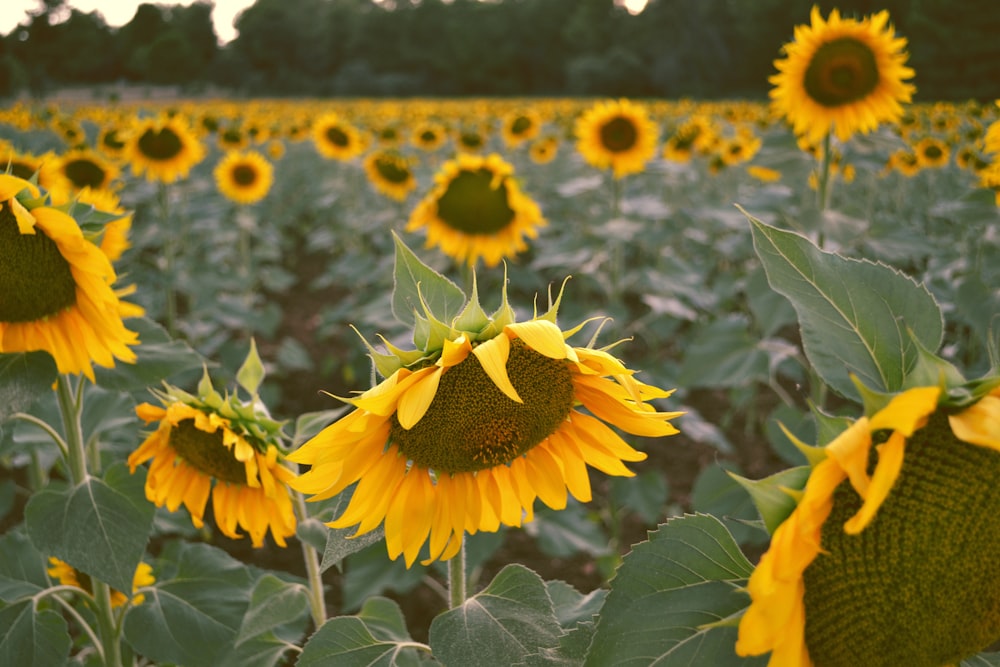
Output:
top-left (452, 271), bottom-right (491, 334)
top-left (537, 275), bottom-right (571, 324)
top-left (778, 421), bottom-right (827, 466)
top-left (353, 328), bottom-right (404, 379)
top-left (480, 266), bottom-right (517, 340)
top-left (728, 465), bottom-right (811, 535)
top-left (902, 328), bottom-right (966, 393)
top-left (941, 374), bottom-right (1000, 411)
top-left (235, 338), bottom-right (266, 397)
top-left (195, 366), bottom-right (224, 410)
top-left (852, 374), bottom-right (895, 419)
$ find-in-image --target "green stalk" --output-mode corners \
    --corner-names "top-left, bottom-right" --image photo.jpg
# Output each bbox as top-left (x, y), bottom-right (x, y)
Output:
top-left (447, 537), bottom-right (467, 609)
top-left (56, 376), bottom-right (122, 667)
top-left (292, 491), bottom-right (327, 628)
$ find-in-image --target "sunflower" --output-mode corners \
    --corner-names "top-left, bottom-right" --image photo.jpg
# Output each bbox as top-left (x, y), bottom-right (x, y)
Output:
top-left (770, 6), bottom-right (916, 144)
top-left (124, 115), bottom-right (206, 183)
top-left (455, 124), bottom-right (487, 154)
top-left (213, 150), bottom-right (274, 206)
top-left (127, 370), bottom-right (298, 548)
top-left (52, 148), bottom-right (120, 194)
top-left (747, 165), bottom-right (783, 182)
top-left (501, 108), bottom-right (542, 148)
top-left (217, 124), bottom-right (250, 152)
top-left (3, 147), bottom-right (62, 190)
top-left (411, 120), bottom-right (448, 152)
top-left (574, 98), bottom-right (659, 179)
top-left (528, 136), bottom-right (559, 165)
top-left (96, 123), bottom-right (130, 161)
top-left (49, 186), bottom-right (133, 263)
top-left (736, 384), bottom-right (1000, 666)
top-left (0, 174), bottom-right (139, 380)
top-left (312, 112), bottom-right (367, 161)
top-left (406, 152), bottom-right (545, 267)
top-left (288, 278), bottom-right (681, 567)
top-left (363, 149), bottom-right (418, 202)
top-left (913, 136), bottom-right (950, 169)
top-left (47, 557), bottom-right (154, 608)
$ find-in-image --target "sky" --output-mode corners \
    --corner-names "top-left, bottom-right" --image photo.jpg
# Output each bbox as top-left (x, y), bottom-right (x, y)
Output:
top-left (0, 0), bottom-right (651, 44)
top-left (0, 0), bottom-right (256, 44)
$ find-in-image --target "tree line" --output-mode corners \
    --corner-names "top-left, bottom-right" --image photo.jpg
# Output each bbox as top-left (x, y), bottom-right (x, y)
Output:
top-left (1, 0), bottom-right (997, 100)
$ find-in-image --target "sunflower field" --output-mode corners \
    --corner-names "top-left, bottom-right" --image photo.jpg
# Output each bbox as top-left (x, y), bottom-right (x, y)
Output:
top-left (2, 5), bottom-right (1000, 667)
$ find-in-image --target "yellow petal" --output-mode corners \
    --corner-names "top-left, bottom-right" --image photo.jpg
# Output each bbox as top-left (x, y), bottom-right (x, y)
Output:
top-left (844, 431), bottom-right (906, 534)
top-left (949, 395), bottom-right (1000, 452)
top-left (823, 417), bottom-right (873, 498)
top-left (439, 335), bottom-right (472, 367)
top-left (397, 367), bottom-right (442, 429)
top-left (472, 334), bottom-right (521, 403)
top-left (868, 386), bottom-right (940, 436)
top-left (505, 320), bottom-right (570, 359)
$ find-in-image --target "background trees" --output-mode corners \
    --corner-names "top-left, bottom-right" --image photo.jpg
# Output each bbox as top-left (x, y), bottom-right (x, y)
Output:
top-left (2, 0), bottom-right (997, 100)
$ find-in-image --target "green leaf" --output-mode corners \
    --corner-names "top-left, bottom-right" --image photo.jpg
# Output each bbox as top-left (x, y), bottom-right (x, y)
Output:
top-left (691, 462), bottom-right (768, 545)
top-left (610, 470), bottom-right (669, 524)
top-left (341, 541), bottom-right (424, 612)
top-left (522, 621), bottom-right (596, 667)
top-left (545, 580), bottom-right (606, 629)
top-left (524, 501), bottom-right (612, 559)
top-left (236, 574), bottom-right (309, 646)
top-left (0, 352), bottom-right (58, 423)
top-left (677, 316), bottom-right (770, 388)
top-left (297, 614), bottom-right (425, 667)
top-left (746, 212), bottom-right (944, 399)
top-left (429, 564), bottom-right (561, 666)
top-left (123, 541), bottom-right (255, 667)
top-left (585, 513), bottom-right (764, 666)
top-left (391, 231), bottom-right (465, 328)
top-left (356, 596), bottom-right (414, 643)
top-left (93, 317), bottom-right (205, 392)
top-left (235, 338), bottom-right (265, 397)
top-left (0, 529), bottom-right (50, 603)
top-left (24, 463), bottom-right (154, 594)
top-left (728, 466), bottom-right (811, 535)
top-left (0, 601), bottom-right (71, 667)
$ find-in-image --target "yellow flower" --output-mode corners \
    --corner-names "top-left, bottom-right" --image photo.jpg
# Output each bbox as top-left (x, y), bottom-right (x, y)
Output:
top-left (363, 149), bottom-right (418, 202)
top-left (407, 153), bottom-right (545, 267)
top-left (52, 148), bottom-right (120, 193)
top-left (501, 108), bottom-right (542, 148)
top-left (47, 557), bottom-right (154, 608)
top-left (747, 165), bottom-right (782, 183)
top-left (574, 98), bottom-right (659, 178)
top-left (312, 112), bottom-right (367, 161)
top-left (289, 280), bottom-right (681, 567)
top-left (912, 136), bottom-right (950, 169)
top-left (128, 374), bottom-right (298, 548)
top-left (213, 150), bottom-right (274, 205)
top-left (737, 385), bottom-right (1000, 666)
top-left (125, 115), bottom-right (206, 184)
top-left (770, 6), bottom-right (915, 144)
top-left (528, 136), bottom-right (559, 165)
top-left (0, 174), bottom-right (139, 380)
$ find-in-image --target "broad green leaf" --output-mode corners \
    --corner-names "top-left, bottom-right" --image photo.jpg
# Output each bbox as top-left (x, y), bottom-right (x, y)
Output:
top-left (429, 564), bottom-right (561, 666)
top-left (610, 470), bottom-right (669, 524)
top-left (677, 316), bottom-right (770, 389)
top-left (522, 621), bottom-right (596, 667)
top-left (356, 597), bottom-right (415, 644)
top-left (24, 463), bottom-right (154, 594)
top-left (0, 529), bottom-right (50, 603)
top-left (0, 352), bottom-right (57, 423)
top-left (93, 317), bottom-right (205, 392)
top-left (585, 513), bottom-right (764, 666)
top-left (691, 463), bottom-right (768, 545)
top-left (0, 601), bottom-right (70, 667)
top-left (123, 541), bottom-right (255, 667)
top-left (746, 212), bottom-right (944, 399)
top-left (545, 580), bottom-right (606, 629)
top-left (236, 574), bottom-right (309, 646)
top-left (297, 615), bottom-right (426, 667)
top-left (524, 501), bottom-right (612, 559)
top-left (391, 231), bottom-right (466, 328)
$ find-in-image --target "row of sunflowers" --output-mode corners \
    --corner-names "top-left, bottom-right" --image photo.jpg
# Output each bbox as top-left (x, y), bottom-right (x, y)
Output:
top-left (2, 5), bottom-right (1000, 666)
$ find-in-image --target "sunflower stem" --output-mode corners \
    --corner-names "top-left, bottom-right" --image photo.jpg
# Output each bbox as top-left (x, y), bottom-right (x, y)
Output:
top-left (56, 375), bottom-right (123, 667)
top-left (292, 491), bottom-right (327, 628)
top-left (447, 536), bottom-right (467, 609)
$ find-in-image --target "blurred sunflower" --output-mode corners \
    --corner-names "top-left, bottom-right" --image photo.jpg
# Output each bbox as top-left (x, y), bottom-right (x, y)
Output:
top-left (407, 152), bottom-right (544, 267)
top-left (3, 147), bottom-right (61, 190)
top-left (913, 136), bottom-right (950, 169)
top-left (0, 174), bottom-right (139, 380)
top-left (411, 120), bottom-right (448, 152)
top-left (125, 115), bottom-right (206, 183)
top-left (528, 136), bottom-right (559, 165)
top-left (213, 150), bottom-right (274, 205)
top-left (96, 123), bottom-right (129, 160)
top-left (501, 109), bottom-right (542, 148)
top-left (736, 384), bottom-right (1000, 666)
top-left (289, 278), bottom-right (681, 567)
top-left (49, 186), bottom-right (133, 263)
top-left (746, 165), bottom-right (782, 182)
top-left (363, 149), bottom-right (417, 202)
top-left (48, 557), bottom-right (154, 608)
top-left (52, 148), bottom-right (120, 193)
top-left (217, 124), bottom-right (250, 152)
top-left (770, 6), bottom-right (915, 144)
top-left (455, 124), bottom-right (487, 153)
top-left (128, 368), bottom-right (298, 548)
top-left (312, 112), bottom-right (367, 161)
top-left (574, 98), bottom-right (659, 178)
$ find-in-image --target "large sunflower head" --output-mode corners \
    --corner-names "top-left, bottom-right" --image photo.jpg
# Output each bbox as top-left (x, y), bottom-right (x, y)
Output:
top-left (406, 153), bottom-right (545, 268)
top-left (770, 6), bottom-right (916, 144)
top-left (363, 149), bottom-right (418, 202)
top-left (213, 150), bottom-right (274, 206)
top-left (127, 344), bottom-right (298, 548)
top-left (311, 112), bottom-right (367, 161)
top-left (48, 186), bottom-right (134, 263)
top-left (125, 115), bottom-right (206, 184)
top-left (736, 380), bottom-right (1000, 666)
top-left (51, 148), bottom-right (120, 194)
top-left (0, 174), bottom-right (139, 380)
top-left (289, 263), bottom-right (682, 567)
top-left (47, 556), bottom-right (155, 609)
top-left (574, 98), bottom-right (659, 179)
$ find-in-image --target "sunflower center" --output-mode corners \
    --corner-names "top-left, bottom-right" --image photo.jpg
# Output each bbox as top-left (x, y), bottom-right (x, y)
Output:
top-left (325, 126), bottom-right (349, 147)
top-left (389, 339), bottom-right (575, 474)
top-left (802, 413), bottom-right (1000, 667)
top-left (600, 116), bottom-right (638, 152)
top-left (511, 116), bottom-right (533, 135)
top-left (923, 145), bottom-right (943, 160)
top-left (420, 130), bottom-right (437, 143)
top-left (375, 156), bottom-right (411, 184)
top-left (435, 168), bottom-right (515, 235)
top-left (10, 160), bottom-right (37, 180)
top-left (231, 164), bottom-right (258, 187)
top-left (804, 38), bottom-right (880, 107)
top-left (102, 130), bottom-right (125, 152)
top-left (63, 158), bottom-right (107, 189)
top-left (0, 202), bottom-right (78, 322)
top-left (167, 418), bottom-right (249, 485)
top-left (137, 126), bottom-right (184, 161)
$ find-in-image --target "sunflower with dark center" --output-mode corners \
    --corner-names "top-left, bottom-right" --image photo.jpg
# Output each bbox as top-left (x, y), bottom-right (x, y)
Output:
top-left (574, 98), bottom-right (659, 178)
top-left (770, 6), bottom-right (915, 144)
top-left (502, 109), bottom-right (542, 148)
top-left (406, 152), bottom-right (544, 267)
top-left (312, 112), bottom-right (367, 161)
top-left (97, 125), bottom-right (128, 160)
top-left (289, 278), bottom-right (681, 567)
top-left (913, 136), bottom-right (950, 169)
top-left (54, 148), bottom-right (119, 193)
top-left (529, 136), bottom-right (559, 164)
top-left (125, 115), bottom-right (206, 183)
top-left (128, 371), bottom-right (298, 548)
top-left (213, 150), bottom-right (274, 205)
top-left (363, 149), bottom-right (417, 202)
top-left (0, 174), bottom-right (139, 380)
top-left (411, 120), bottom-right (448, 152)
top-left (736, 384), bottom-right (1000, 666)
